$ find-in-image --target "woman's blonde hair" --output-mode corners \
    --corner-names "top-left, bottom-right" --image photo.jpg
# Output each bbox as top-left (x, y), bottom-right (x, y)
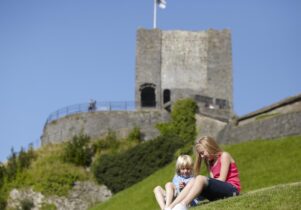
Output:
top-left (193, 136), bottom-right (223, 176)
top-left (175, 155), bottom-right (193, 175)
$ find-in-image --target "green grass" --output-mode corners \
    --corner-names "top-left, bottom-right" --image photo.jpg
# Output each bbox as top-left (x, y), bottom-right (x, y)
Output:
top-left (194, 182), bottom-right (301, 210)
top-left (90, 135), bottom-right (301, 210)
top-left (3, 144), bottom-right (91, 197)
top-left (255, 112), bottom-right (279, 120)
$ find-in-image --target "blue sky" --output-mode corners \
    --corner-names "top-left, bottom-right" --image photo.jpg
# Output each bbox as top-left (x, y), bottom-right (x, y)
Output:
top-left (0, 0), bottom-right (300, 161)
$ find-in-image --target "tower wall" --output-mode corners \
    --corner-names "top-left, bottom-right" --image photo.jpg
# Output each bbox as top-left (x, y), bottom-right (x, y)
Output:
top-left (206, 29), bottom-right (233, 111)
top-left (135, 29), bottom-right (162, 109)
top-left (161, 31), bottom-right (208, 92)
top-left (135, 28), bottom-right (233, 120)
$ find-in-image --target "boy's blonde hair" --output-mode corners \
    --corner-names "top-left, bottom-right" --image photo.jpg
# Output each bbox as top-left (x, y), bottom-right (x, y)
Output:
top-left (175, 155), bottom-right (193, 175)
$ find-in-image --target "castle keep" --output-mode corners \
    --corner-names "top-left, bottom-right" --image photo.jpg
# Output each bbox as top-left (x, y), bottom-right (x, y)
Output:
top-left (136, 29), bottom-right (233, 121)
top-left (41, 28), bottom-right (301, 145)
top-left (42, 28), bottom-right (234, 144)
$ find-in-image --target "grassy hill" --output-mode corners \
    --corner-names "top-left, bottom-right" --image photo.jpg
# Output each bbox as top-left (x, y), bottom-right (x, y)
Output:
top-left (90, 135), bottom-right (301, 210)
top-left (192, 182), bottom-right (301, 210)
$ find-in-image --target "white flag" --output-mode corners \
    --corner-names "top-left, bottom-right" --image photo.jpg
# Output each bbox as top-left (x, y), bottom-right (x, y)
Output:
top-left (157, 0), bottom-right (167, 9)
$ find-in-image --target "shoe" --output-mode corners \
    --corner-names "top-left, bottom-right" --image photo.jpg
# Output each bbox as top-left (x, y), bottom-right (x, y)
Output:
top-left (172, 203), bottom-right (187, 210)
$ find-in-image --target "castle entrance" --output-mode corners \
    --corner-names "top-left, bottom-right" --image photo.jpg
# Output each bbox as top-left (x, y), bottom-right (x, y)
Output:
top-left (140, 84), bottom-right (156, 107)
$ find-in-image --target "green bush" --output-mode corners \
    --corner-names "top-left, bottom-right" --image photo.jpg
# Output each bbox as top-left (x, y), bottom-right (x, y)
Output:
top-left (92, 128), bottom-right (142, 157)
top-left (23, 145), bottom-right (89, 196)
top-left (0, 163), bottom-right (5, 189)
top-left (92, 130), bottom-right (119, 154)
top-left (92, 134), bottom-right (184, 193)
top-left (5, 148), bottom-right (18, 181)
top-left (0, 195), bottom-right (6, 210)
top-left (127, 127), bottom-right (142, 143)
top-left (63, 133), bottom-right (93, 167)
top-left (0, 146), bottom-right (36, 210)
top-left (157, 99), bottom-right (197, 143)
top-left (3, 145), bottom-right (36, 184)
top-left (18, 144), bottom-right (36, 170)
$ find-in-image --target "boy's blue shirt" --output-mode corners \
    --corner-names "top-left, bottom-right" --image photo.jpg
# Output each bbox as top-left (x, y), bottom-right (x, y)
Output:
top-left (172, 174), bottom-right (193, 194)
top-left (172, 174), bottom-right (202, 206)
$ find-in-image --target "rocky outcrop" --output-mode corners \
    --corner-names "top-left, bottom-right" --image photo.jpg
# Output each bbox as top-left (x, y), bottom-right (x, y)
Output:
top-left (7, 181), bottom-right (112, 210)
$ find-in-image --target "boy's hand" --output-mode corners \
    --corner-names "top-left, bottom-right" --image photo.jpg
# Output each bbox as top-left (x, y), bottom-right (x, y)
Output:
top-left (179, 181), bottom-right (186, 189)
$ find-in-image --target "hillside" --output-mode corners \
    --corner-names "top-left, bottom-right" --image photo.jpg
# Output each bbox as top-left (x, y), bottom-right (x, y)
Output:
top-left (90, 135), bottom-right (301, 210)
top-left (193, 182), bottom-right (301, 210)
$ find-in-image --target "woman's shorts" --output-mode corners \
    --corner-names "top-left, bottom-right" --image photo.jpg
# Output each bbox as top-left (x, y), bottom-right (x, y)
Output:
top-left (200, 178), bottom-right (239, 201)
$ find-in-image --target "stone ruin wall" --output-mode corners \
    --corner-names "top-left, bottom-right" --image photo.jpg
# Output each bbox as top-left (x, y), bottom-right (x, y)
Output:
top-left (41, 96), bottom-right (301, 146)
top-left (41, 110), bottom-right (170, 145)
top-left (217, 98), bottom-right (301, 144)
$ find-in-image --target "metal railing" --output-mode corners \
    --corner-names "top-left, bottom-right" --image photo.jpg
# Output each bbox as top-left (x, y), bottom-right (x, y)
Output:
top-left (45, 101), bottom-right (137, 125)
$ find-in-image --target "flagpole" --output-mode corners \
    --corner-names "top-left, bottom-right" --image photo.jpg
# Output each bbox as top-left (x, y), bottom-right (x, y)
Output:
top-left (153, 0), bottom-right (157, 28)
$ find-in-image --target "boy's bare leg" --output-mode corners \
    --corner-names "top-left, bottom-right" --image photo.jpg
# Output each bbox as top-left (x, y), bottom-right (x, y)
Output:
top-left (165, 182), bottom-right (176, 207)
top-left (153, 186), bottom-right (166, 210)
top-left (165, 178), bottom-right (195, 209)
top-left (167, 176), bottom-right (207, 209)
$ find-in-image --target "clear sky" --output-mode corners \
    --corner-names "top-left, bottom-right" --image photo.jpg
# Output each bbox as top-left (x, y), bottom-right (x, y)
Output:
top-left (0, 0), bottom-right (300, 162)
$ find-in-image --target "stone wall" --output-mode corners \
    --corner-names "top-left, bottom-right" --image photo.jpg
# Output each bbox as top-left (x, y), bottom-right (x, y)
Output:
top-left (135, 29), bottom-right (233, 119)
top-left (41, 110), bottom-right (169, 145)
top-left (217, 94), bottom-right (301, 144)
top-left (7, 181), bottom-right (112, 210)
top-left (217, 111), bottom-right (301, 144)
top-left (195, 114), bottom-right (227, 140)
top-left (135, 29), bottom-right (162, 109)
top-left (206, 29), bottom-right (233, 110)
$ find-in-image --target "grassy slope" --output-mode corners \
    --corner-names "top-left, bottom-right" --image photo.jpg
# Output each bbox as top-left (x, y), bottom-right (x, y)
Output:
top-left (195, 182), bottom-right (301, 210)
top-left (90, 135), bottom-right (301, 210)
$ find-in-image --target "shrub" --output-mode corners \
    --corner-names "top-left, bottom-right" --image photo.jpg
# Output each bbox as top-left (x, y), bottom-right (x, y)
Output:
top-left (5, 148), bottom-right (18, 181)
top-left (63, 133), bottom-right (93, 167)
top-left (14, 144), bottom-right (90, 196)
top-left (0, 195), bottom-right (6, 210)
top-left (92, 128), bottom-right (141, 156)
top-left (30, 163), bottom-right (82, 196)
top-left (157, 99), bottom-right (197, 143)
top-left (92, 134), bottom-right (184, 193)
top-left (127, 127), bottom-right (142, 143)
top-left (0, 163), bottom-right (5, 188)
top-left (93, 130), bottom-right (119, 152)
top-left (3, 145), bottom-right (36, 183)
top-left (18, 144), bottom-right (36, 170)
top-left (171, 99), bottom-right (197, 143)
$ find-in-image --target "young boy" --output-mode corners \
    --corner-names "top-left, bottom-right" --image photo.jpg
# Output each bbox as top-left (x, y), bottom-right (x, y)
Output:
top-left (153, 155), bottom-right (195, 210)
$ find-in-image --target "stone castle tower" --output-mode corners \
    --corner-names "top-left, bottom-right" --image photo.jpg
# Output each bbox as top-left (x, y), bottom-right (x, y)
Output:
top-left (135, 28), bottom-right (233, 120)
top-left (41, 28), bottom-right (301, 145)
top-left (41, 28), bottom-right (235, 145)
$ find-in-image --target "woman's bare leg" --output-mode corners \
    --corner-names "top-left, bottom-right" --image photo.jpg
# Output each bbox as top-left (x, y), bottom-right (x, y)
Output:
top-left (167, 176), bottom-right (208, 209)
top-left (153, 186), bottom-right (166, 210)
top-left (179, 176), bottom-right (208, 206)
top-left (165, 182), bottom-right (176, 207)
top-left (165, 178), bottom-right (195, 209)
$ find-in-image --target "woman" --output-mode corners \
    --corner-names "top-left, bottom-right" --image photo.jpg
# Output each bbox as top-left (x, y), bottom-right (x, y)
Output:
top-left (165, 136), bottom-right (241, 210)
